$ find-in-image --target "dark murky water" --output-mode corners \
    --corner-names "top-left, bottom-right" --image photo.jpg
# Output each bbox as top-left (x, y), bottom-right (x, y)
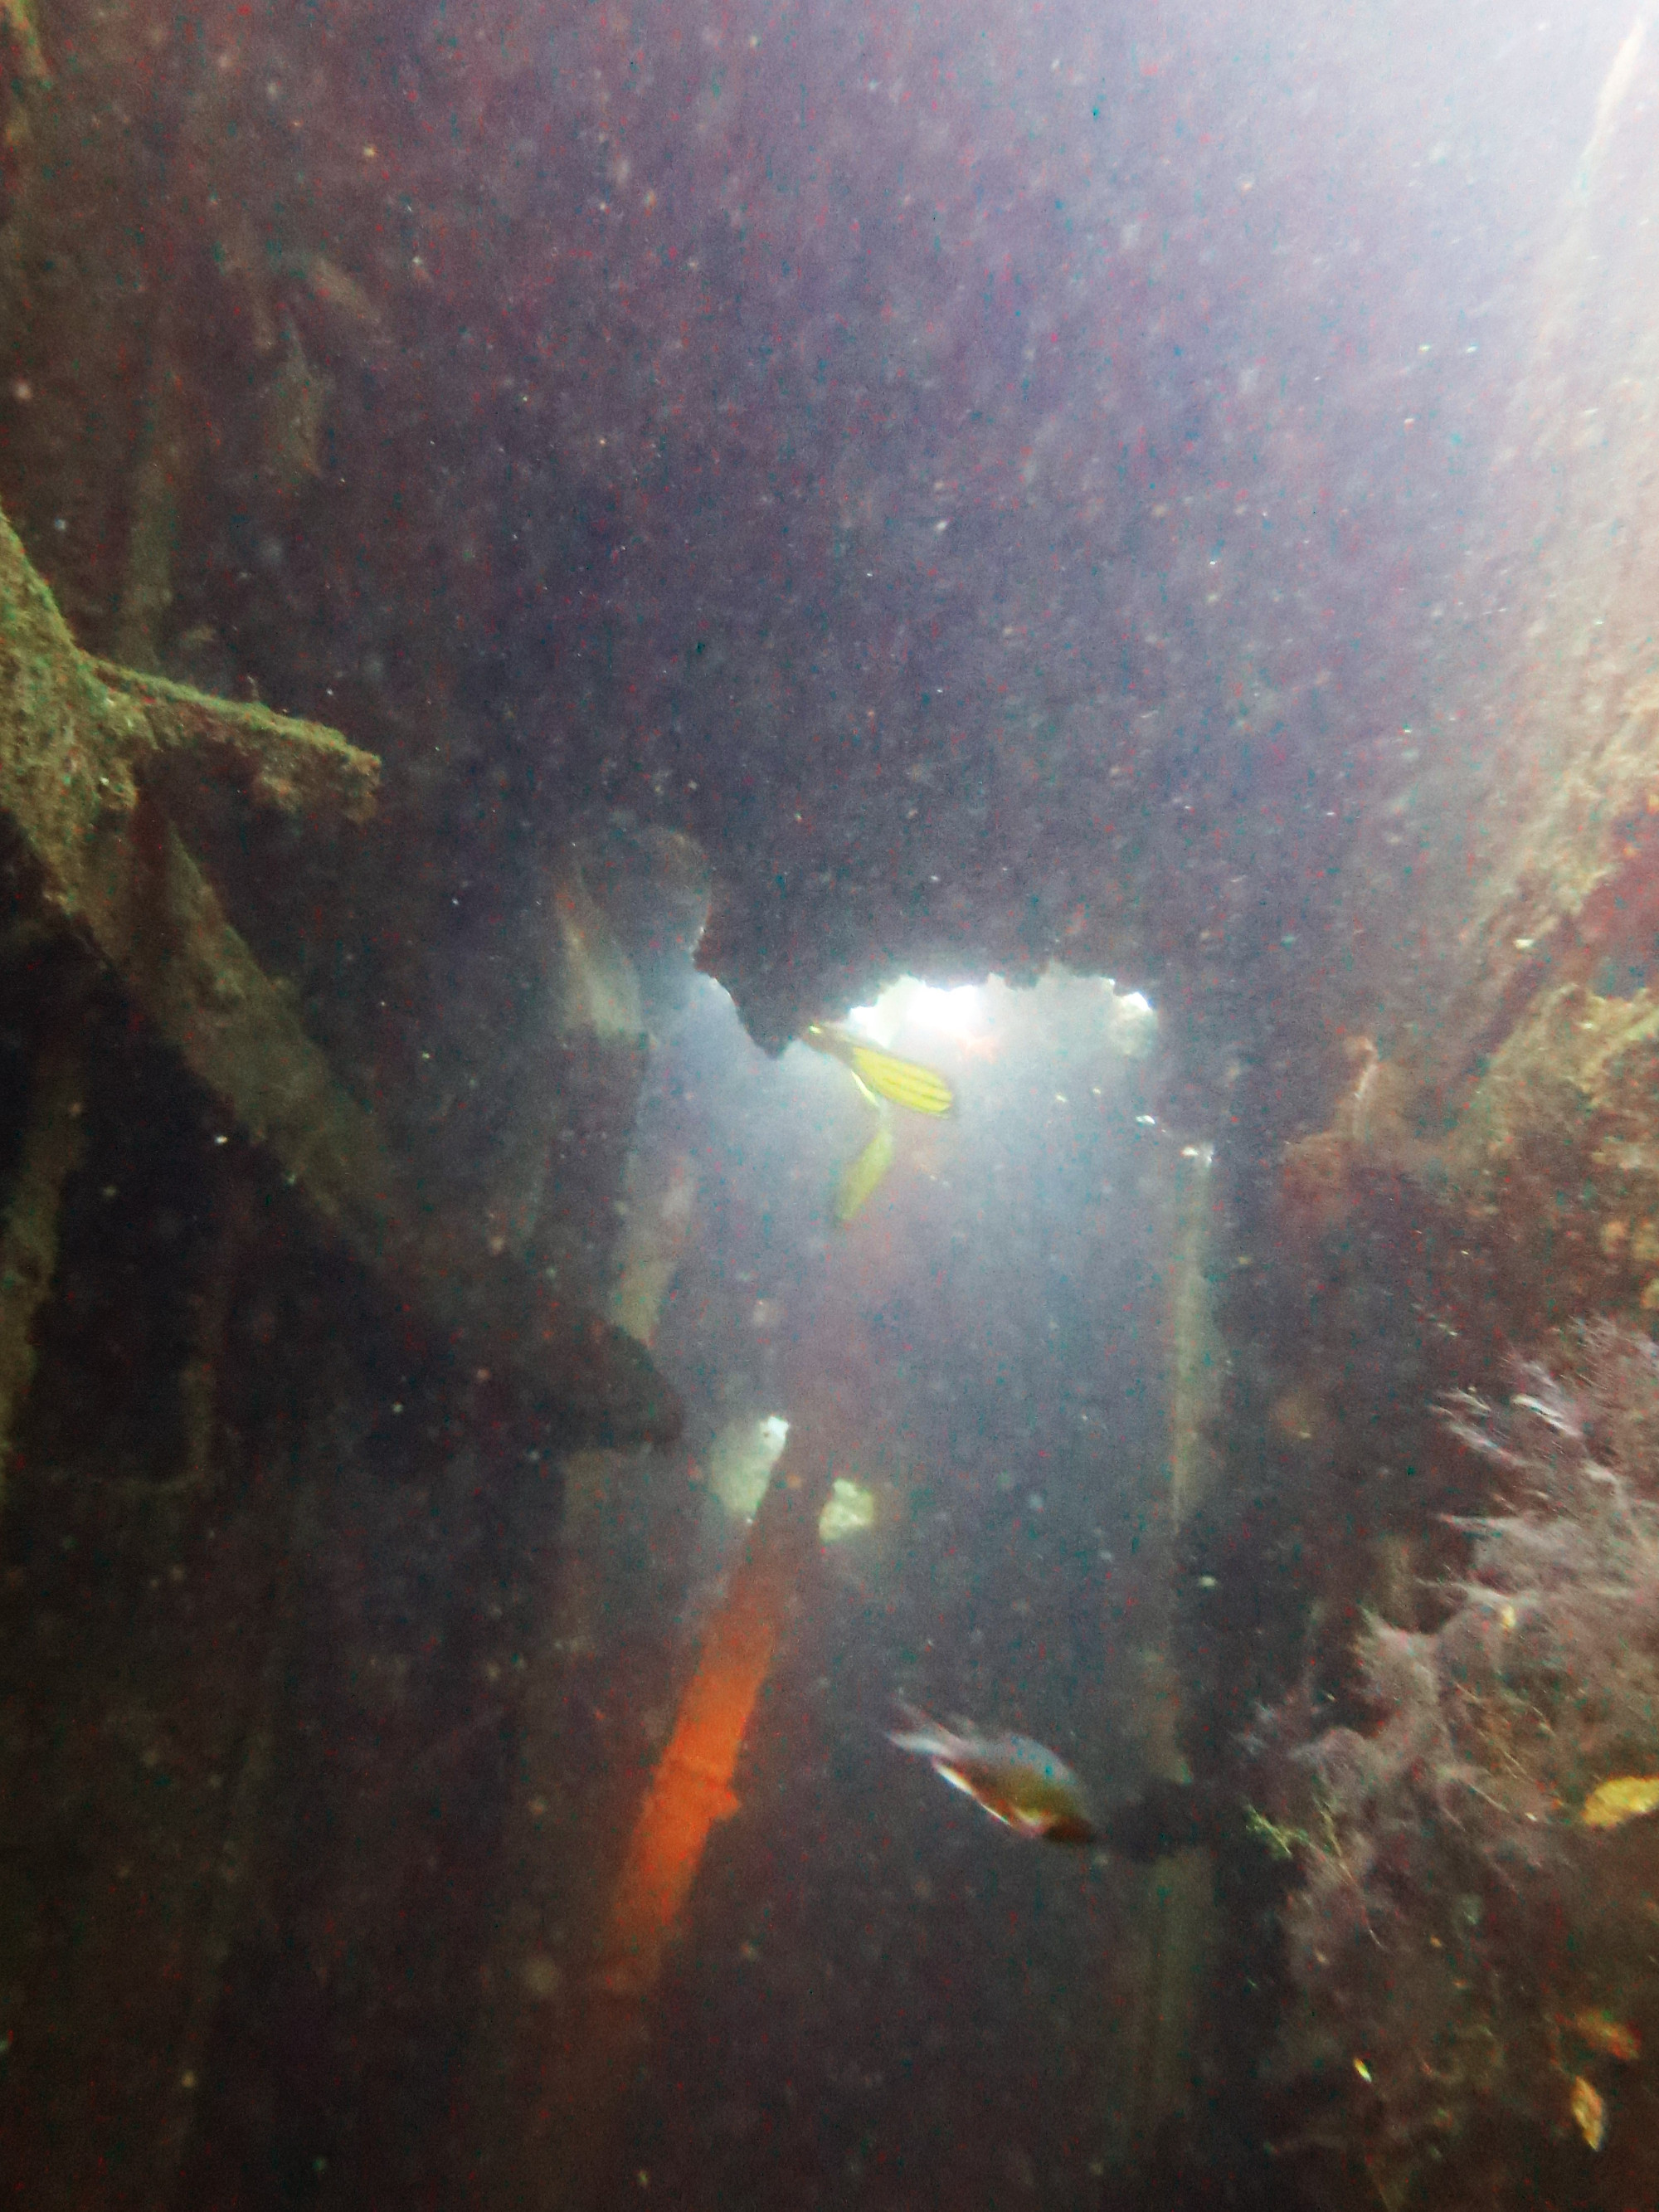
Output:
top-left (4, 5), bottom-right (1659, 2208)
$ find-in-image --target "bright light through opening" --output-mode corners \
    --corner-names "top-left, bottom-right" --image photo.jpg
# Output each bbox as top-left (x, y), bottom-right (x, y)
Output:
top-left (846, 977), bottom-right (986, 1048)
top-left (843, 971), bottom-right (1157, 1054)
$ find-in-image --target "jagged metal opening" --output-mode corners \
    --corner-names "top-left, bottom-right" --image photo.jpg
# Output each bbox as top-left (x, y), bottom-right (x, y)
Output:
top-left (549, 934), bottom-right (1207, 2200)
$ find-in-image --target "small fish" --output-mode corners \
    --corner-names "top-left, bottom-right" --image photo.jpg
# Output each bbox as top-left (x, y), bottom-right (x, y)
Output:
top-left (1580, 1774), bottom-right (1659, 1830)
top-left (1569, 2073), bottom-right (1607, 2151)
top-left (888, 1702), bottom-right (1097, 1844)
top-left (802, 1023), bottom-right (956, 1117)
top-left (1570, 2009), bottom-right (1641, 2063)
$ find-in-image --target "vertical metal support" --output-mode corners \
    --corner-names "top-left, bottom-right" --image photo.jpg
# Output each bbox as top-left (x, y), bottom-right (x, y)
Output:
top-left (1167, 1144), bottom-right (1220, 1535)
top-left (0, 1032), bottom-right (83, 1511)
top-left (1105, 1142), bottom-right (1220, 2173)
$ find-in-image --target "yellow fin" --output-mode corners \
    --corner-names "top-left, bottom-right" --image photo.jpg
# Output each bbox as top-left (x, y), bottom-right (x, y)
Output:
top-left (1580, 1775), bottom-right (1659, 1830)
top-left (1569, 2073), bottom-right (1607, 2151)
top-left (1571, 2009), bottom-right (1641, 2062)
top-left (834, 1122), bottom-right (896, 1225)
top-left (845, 1042), bottom-right (955, 1117)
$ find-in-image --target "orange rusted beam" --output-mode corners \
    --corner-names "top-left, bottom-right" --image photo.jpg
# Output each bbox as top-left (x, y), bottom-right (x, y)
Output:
top-left (597, 1545), bottom-right (781, 2000)
top-left (599, 1430), bottom-right (829, 1995)
top-left (520, 1432), bottom-right (832, 2210)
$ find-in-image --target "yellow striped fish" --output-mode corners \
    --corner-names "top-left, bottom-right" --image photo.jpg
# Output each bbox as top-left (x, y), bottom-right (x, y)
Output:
top-left (801, 1023), bottom-right (955, 1117)
top-left (834, 1121), bottom-right (896, 1225)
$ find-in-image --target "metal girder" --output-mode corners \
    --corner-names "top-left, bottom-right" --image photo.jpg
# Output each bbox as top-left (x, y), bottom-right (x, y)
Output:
top-left (0, 499), bottom-right (679, 1448)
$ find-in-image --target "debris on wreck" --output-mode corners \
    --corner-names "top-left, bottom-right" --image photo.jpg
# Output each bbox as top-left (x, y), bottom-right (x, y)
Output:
top-left (1440, 977), bottom-right (1659, 1328)
top-left (1279, 1035), bottom-right (1429, 1243)
top-left (1252, 1323), bottom-right (1659, 2206)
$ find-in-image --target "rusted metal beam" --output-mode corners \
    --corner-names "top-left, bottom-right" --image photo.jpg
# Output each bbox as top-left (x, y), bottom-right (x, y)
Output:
top-left (0, 500), bottom-right (678, 1446)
